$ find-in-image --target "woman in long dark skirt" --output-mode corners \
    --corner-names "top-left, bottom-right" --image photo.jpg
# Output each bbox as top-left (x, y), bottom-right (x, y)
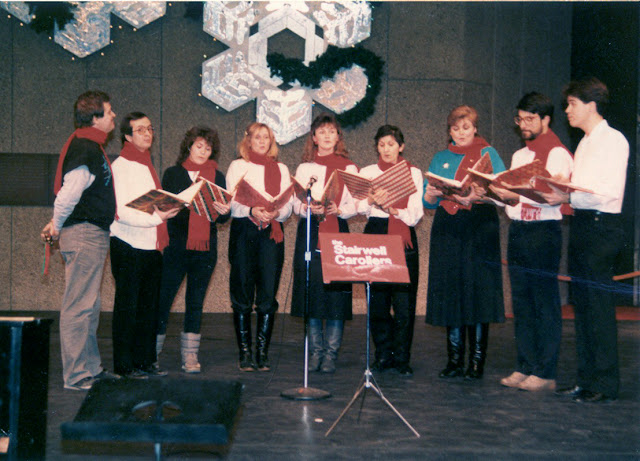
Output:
top-left (423, 105), bottom-right (506, 380)
top-left (291, 113), bottom-right (357, 374)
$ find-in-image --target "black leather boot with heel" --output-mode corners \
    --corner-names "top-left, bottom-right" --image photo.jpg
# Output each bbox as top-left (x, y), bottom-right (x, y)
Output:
top-left (439, 326), bottom-right (466, 378)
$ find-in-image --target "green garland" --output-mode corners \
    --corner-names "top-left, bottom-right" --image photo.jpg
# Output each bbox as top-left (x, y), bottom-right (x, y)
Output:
top-left (267, 45), bottom-right (384, 128)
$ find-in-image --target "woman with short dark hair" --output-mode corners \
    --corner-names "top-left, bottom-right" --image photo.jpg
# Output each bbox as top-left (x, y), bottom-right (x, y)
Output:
top-left (155, 126), bottom-right (230, 373)
top-left (356, 125), bottom-right (424, 377)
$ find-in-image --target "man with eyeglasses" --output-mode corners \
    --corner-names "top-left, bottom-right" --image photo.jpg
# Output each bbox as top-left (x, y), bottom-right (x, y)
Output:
top-left (493, 92), bottom-right (573, 393)
top-left (109, 112), bottom-right (180, 379)
top-left (40, 91), bottom-right (121, 391)
top-left (540, 78), bottom-right (629, 403)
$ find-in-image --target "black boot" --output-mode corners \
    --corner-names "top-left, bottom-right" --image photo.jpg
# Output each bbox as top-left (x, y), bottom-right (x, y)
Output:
top-left (256, 313), bottom-right (275, 371)
top-left (233, 312), bottom-right (256, 372)
top-left (439, 327), bottom-right (465, 378)
top-left (464, 323), bottom-right (488, 380)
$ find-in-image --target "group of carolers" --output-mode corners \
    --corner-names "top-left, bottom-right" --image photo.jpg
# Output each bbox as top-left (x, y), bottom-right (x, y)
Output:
top-left (111, 108), bottom-right (502, 381)
top-left (47, 81), bottom-right (628, 405)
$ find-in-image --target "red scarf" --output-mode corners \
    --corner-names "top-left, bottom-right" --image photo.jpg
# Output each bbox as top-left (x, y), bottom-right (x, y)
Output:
top-left (525, 129), bottom-right (574, 215)
top-left (442, 136), bottom-right (490, 215)
top-left (314, 153), bottom-right (356, 235)
top-left (119, 141), bottom-right (169, 251)
top-left (249, 152), bottom-right (284, 243)
top-left (54, 126), bottom-right (111, 193)
top-left (377, 156), bottom-right (414, 249)
top-left (182, 158), bottom-right (218, 251)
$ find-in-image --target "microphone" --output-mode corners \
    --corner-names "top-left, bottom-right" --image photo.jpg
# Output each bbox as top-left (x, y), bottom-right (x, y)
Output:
top-left (307, 176), bottom-right (318, 189)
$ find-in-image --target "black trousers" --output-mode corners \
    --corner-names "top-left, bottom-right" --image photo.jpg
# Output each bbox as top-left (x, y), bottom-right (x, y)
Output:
top-left (157, 245), bottom-right (217, 335)
top-left (110, 237), bottom-right (162, 374)
top-left (228, 218), bottom-right (284, 315)
top-left (569, 211), bottom-right (623, 397)
top-left (508, 220), bottom-right (562, 379)
top-left (365, 218), bottom-right (419, 365)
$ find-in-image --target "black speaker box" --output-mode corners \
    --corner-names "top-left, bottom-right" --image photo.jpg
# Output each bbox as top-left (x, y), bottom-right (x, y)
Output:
top-left (0, 318), bottom-right (53, 461)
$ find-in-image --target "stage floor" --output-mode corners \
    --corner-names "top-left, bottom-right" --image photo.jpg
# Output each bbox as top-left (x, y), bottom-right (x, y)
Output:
top-left (18, 312), bottom-right (640, 460)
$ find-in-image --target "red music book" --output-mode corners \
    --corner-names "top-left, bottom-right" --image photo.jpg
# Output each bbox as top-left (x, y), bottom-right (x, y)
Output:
top-left (291, 172), bottom-right (341, 208)
top-left (191, 178), bottom-right (233, 222)
top-left (126, 180), bottom-right (205, 214)
top-left (233, 177), bottom-right (294, 212)
top-left (425, 152), bottom-right (493, 198)
top-left (338, 160), bottom-right (417, 209)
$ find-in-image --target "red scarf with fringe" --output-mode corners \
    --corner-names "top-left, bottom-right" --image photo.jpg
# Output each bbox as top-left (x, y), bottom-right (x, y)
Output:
top-left (182, 158), bottom-right (218, 251)
top-left (249, 152), bottom-right (284, 243)
top-left (314, 153), bottom-right (356, 235)
top-left (119, 141), bottom-right (169, 251)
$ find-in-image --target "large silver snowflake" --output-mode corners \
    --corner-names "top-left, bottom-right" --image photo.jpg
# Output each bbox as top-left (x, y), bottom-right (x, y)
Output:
top-left (1, 1), bottom-right (166, 58)
top-left (201, 1), bottom-right (372, 144)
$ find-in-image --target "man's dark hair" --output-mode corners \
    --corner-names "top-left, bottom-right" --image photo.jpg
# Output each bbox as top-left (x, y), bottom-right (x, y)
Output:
top-left (120, 112), bottom-right (148, 145)
top-left (562, 77), bottom-right (609, 116)
top-left (516, 92), bottom-right (554, 121)
top-left (176, 126), bottom-right (221, 164)
top-left (74, 90), bottom-right (110, 128)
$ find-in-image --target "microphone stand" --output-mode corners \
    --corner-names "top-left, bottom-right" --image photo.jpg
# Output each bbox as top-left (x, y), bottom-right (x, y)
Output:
top-left (281, 182), bottom-right (331, 401)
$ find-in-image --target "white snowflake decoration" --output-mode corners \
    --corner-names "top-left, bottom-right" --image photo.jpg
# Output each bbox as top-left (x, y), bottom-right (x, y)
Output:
top-left (1, 1), bottom-right (166, 58)
top-left (202, 1), bottom-right (372, 144)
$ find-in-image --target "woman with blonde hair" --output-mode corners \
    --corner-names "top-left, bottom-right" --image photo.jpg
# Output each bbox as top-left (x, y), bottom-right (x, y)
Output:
top-left (226, 123), bottom-right (293, 372)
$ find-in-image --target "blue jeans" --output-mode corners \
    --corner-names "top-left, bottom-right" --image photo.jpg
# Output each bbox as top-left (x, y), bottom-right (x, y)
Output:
top-left (59, 223), bottom-right (110, 387)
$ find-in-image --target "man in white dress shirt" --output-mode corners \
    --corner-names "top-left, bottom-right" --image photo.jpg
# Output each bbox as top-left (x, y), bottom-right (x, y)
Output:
top-left (542, 77), bottom-right (629, 403)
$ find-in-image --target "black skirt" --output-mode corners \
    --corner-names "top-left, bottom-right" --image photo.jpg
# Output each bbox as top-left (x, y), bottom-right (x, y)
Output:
top-left (291, 216), bottom-right (352, 320)
top-left (426, 204), bottom-right (505, 327)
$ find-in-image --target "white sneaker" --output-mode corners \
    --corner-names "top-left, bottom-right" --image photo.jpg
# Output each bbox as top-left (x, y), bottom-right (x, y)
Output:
top-left (64, 376), bottom-right (95, 391)
top-left (182, 353), bottom-right (201, 373)
top-left (500, 371), bottom-right (529, 388)
top-left (518, 375), bottom-right (556, 392)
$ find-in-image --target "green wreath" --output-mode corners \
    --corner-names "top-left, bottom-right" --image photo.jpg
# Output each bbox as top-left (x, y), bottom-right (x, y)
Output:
top-left (267, 45), bottom-right (384, 128)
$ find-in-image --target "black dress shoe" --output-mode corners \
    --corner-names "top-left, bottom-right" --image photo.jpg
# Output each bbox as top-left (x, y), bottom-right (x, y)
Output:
top-left (371, 358), bottom-right (394, 372)
top-left (395, 363), bottom-right (413, 377)
top-left (555, 385), bottom-right (583, 396)
top-left (573, 390), bottom-right (615, 403)
top-left (124, 369), bottom-right (149, 380)
top-left (143, 364), bottom-right (168, 377)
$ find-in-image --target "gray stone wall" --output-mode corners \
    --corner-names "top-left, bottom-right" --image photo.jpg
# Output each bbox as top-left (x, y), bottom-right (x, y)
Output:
top-left (0, 2), bottom-right (572, 314)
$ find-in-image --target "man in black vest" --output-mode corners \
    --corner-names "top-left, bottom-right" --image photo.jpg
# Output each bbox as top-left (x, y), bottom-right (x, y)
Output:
top-left (41, 91), bottom-right (120, 391)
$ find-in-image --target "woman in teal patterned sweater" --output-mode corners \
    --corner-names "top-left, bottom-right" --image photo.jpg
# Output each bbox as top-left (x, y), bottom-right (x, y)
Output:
top-left (423, 105), bottom-right (506, 381)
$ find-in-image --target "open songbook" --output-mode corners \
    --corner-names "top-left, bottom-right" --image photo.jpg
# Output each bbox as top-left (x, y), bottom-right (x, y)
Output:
top-left (338, 160), bottom-right (417, 209)
top-left (233, 177), bottom-right (294, 212)
top-left (126, 179), bottom-right (233, 222)
top-left (425, 153), bottom-right (493, 198)
top-left (468, 160), bottom-right (593, 204)
top-left (291, 171), bottom-right (341, 207)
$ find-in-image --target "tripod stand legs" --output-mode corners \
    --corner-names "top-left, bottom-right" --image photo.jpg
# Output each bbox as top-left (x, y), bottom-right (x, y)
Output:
top-left (325, 369), bottom-right (420, 438)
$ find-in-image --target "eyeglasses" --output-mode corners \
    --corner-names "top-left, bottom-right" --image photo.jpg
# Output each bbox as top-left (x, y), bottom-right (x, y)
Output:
top-left (514, 115), bottom-right (538, 125)
top-left (132, 126), bottom-right (154, 135)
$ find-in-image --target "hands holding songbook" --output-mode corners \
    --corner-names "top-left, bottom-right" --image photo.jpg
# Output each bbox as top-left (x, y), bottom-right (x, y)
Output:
top-left (300, 200), bottom-right (340, 217)
top-left (250, 206), bottom-right (278, 224)
top-left (368, 188), bottom-right (399, 216)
